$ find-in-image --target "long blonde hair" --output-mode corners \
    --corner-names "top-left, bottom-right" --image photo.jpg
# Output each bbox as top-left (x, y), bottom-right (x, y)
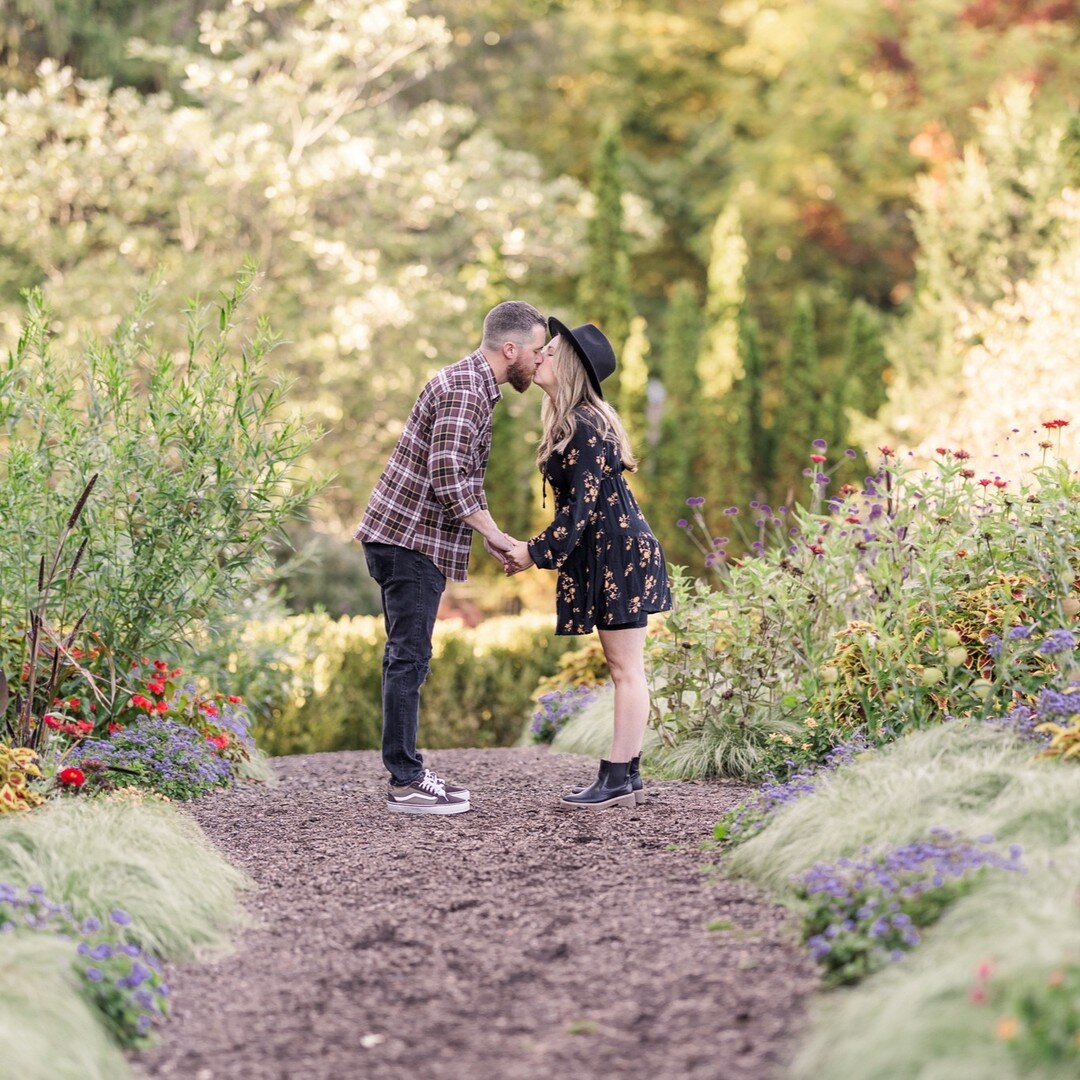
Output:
top-left (536, 337), bottom-right (638, 471)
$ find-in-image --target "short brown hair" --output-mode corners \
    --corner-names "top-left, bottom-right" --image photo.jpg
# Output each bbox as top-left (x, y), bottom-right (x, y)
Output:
top-left (481, 301), bottom-right (545, 349)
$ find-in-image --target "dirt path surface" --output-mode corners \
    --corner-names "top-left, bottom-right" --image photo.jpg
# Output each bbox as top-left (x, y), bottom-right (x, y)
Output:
top-left (133, 748), bottom-right (816, 1080)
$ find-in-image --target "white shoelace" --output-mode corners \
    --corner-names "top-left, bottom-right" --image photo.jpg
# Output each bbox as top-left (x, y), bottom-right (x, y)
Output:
top-left (419, 769), bottom-right (446, 797)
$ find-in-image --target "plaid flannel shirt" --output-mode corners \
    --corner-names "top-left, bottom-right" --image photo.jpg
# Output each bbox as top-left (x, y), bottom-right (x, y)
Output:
top-left (355, 351), bottom-right (501, 582)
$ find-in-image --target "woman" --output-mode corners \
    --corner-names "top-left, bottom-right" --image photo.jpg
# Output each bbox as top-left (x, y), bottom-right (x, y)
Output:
top-left (503, 317), bottom-right (672, 810)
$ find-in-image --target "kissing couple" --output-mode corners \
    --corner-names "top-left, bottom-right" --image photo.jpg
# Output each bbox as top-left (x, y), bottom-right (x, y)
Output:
top-left (356, 301), bottom-right (671, 814)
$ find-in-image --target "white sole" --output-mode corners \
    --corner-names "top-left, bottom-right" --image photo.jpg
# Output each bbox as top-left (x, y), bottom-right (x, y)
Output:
top-left (387, 800), bottom-right (470, 815)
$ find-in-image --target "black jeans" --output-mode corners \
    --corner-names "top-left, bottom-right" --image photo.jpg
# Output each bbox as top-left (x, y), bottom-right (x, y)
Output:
top-left (362, 542), bottom-right (447, 786)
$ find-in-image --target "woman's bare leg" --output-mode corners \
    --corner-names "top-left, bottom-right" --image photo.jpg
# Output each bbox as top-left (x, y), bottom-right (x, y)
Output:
top-left (597, 625), bottom-right (649, 762)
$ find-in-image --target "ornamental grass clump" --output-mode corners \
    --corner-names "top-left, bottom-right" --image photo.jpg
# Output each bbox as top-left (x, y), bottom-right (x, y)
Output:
top-left (0, 882), bottom-right (168, 1047)
top-left (0, 798), bottom-right (248, 960)
top-left (796, 830), bottom-right (1025, 987)
top-left (0, 932), bottom-right (130, 1079)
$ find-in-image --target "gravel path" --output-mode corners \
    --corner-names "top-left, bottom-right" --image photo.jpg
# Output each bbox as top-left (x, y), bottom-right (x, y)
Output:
top-left (132, 748), bottom-right (816, 1080)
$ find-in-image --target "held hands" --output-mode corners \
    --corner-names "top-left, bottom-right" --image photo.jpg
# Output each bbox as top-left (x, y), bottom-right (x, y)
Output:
top-left (502, 539), bottom-right (533, 576)
top-left (483, 531), bottom-right (515, 569)
top-left (482, 530), bottom-right (533, 575)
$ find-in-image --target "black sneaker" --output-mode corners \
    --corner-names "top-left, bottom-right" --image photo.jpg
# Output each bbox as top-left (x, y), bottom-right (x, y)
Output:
top-left (425, 769), bottom-right (470, 803)
top-left (387, 771), bottom-right (469, 815)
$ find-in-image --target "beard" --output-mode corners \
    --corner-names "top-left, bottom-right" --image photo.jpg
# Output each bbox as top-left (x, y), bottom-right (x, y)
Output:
top-left (505, 357), bottom-right (536, 394)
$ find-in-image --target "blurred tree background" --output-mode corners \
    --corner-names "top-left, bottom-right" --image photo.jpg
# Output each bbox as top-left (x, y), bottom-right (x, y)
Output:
top-left (2, 0), bottom-right (1077, 613)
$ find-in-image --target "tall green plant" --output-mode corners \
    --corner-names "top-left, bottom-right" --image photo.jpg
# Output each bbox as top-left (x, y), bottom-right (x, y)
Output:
top-left (578, 125), bottom-right (634, 364)
top-left (769, 292), bottom-right (823, 499)
top-left (654, 281), bottom-right (703, 565)
top-left (0, 270), bottom-right (322, 706)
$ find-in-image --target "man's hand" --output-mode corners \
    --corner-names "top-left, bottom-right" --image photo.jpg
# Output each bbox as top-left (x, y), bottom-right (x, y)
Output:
top-left (503, 539), bottom-right (534, 576)
top-left (483, 531), bottom-right (515, 567)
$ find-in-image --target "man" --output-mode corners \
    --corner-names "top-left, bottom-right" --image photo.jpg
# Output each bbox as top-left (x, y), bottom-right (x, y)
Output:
top-left (356, 301), bottom-right (547, 815)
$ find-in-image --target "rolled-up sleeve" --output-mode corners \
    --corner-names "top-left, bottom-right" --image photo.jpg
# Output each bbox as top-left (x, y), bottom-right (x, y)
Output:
top-left (428, 386), bottom-right (486, 521)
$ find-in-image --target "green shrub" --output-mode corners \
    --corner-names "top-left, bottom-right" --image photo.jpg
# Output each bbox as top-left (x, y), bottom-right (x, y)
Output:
top-left (0, 271), bottom-right (322, 708)
top-left (650, 441), bottom-right (1079, 780)
top-left (236, 612), bottom-right (582, 756)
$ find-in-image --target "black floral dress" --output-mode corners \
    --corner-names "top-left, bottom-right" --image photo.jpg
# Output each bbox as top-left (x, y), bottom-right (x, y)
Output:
top-left (527, 407), bottom-right (672, 636)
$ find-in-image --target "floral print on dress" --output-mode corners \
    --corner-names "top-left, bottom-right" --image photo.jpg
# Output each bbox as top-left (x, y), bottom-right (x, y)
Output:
top-left (527, 407), bottom-right (672, 636)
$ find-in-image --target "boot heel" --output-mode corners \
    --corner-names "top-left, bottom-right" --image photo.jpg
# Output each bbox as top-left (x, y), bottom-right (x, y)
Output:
top-left (616, 792), bottom-right (636, 809)
top-left (634, 789), bottom-right (646, 805)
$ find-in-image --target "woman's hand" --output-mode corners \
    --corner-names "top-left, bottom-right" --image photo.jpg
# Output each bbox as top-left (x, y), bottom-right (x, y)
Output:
top-left (503, 539), bottom-right (534, 575)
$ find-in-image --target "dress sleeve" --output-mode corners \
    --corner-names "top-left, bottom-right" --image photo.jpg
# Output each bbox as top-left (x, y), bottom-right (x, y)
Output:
top-left (528, 417), bottom-right (604, 570)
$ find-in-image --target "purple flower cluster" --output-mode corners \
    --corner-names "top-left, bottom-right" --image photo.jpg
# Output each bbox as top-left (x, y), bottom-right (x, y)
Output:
top-left (72, 716), bottom-right (232, 799)
top-left (985, 681), bottom-right (1079, 745)
top-left (796, 829), bottom-right (1025, 986)
top-left (1038, 629), bottom-right (1076, 657)
top-left (0, 882), bottom-right (168, 1045)
top-left (988, 626), bottom-right (1075, 660)
top-left (529, 686), bottom-right (601, 744)
top-left (714, 734), bottom-right (869, 846)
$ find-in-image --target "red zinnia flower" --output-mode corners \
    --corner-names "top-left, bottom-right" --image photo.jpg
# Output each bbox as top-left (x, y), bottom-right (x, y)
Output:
top-left (43, 714), bottom-right (62, 730)
top-left (878, 446), bottom-right (894, 457)
top-left (960, 469), bottom-right (975, 479)
top-left (227, 696), bottom-right (242, 704)
top-left (808, 544), bottom-right (825, 556)
top-left (1042, 419), bottom-right (1069, 429)
top-left (954, 449), bottom-right (971, 460)
top-left (131, 694), bottom-right (153, 710)
top-left (148, 682), bottom-right (165, 696)
top-left (108, 723), bottom-right (123, 734)
top-left (935, 447), bottom-right (948, 455)
top-left (153, 659), bottom-right (168, 670)
top-left (978, 479), bottom-right (992, 487)
top-left (993, 479), bottom-right (1007, 489)
top-left (844, 516), bottom-right (861, 524)
top-left (155, 700), bottom-right (169, 713)
top-left (68, 698), bottom-right (80, 709)
top-left (200, 704), bottom-right (219, 718)
top-left (810, 454), bottom-right (826, 463)
top-left (58, 767), bottom-right (86, 788)
top-left (206, 734), bottom-right (228, 750)
top-left (76, 720), bottom-right (93, 734)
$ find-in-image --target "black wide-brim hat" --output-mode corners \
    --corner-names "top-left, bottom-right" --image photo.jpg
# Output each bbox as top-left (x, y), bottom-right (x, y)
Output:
top-left (548, 317), bottom-right (617, 399)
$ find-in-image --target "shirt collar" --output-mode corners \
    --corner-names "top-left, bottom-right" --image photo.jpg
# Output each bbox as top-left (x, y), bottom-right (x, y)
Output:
top-left (468, 350), bottom-right (503, 406)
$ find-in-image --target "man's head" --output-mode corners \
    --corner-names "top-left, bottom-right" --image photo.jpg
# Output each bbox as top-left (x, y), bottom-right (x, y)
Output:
top-left (481, 301), bottom-right (547, 393)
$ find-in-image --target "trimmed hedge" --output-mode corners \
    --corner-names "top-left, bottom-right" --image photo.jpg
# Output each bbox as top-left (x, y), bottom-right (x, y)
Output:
top-left (235, 613), bottom-right (582, 756)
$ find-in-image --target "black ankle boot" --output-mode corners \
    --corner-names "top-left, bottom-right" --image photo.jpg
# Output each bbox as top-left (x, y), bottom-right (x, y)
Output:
top-left (629, 755), bottom-right (645, 805)
top-left (559, 760), bottom-right (635, 810)
top-left (571, 754), bottom-right (646, 804)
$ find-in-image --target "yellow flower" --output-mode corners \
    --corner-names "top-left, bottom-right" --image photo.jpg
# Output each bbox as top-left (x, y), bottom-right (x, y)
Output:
top-left (995, 1017), bottom-right (1019, 1041)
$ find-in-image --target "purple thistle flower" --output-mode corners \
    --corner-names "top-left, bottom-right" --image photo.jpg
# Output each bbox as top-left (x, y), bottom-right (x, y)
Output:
top-left (813, 439), bottom-right (827, 449)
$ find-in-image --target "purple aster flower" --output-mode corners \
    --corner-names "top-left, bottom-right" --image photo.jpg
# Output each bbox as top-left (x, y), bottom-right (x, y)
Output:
top-left (1038, 630), bottom-right (1076, 656)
